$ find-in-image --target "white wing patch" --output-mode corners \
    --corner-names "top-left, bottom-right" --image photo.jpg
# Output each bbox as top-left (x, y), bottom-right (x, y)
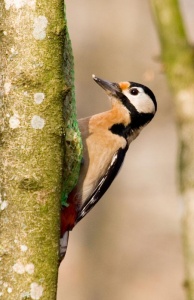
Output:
top-left (78, 153), bottom-right (118, 220)
top-left (76, 145), bottom-right (128, 224)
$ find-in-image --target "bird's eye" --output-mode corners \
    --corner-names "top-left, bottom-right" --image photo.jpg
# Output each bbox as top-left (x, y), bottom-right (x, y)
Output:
top-left (130, 88), bottom-right (139, 96)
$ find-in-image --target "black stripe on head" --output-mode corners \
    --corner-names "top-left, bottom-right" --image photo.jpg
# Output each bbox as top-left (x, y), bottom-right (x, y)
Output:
top-left (114, 91), bottom-right (155, 130)
top-left (130, 82), bottom-right (157, 112)
top-left (130, 112), bottom-right (154, 129)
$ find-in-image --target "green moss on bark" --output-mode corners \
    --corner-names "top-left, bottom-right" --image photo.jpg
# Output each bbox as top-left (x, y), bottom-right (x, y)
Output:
top-left (0, 0), bottom-right (82, 299)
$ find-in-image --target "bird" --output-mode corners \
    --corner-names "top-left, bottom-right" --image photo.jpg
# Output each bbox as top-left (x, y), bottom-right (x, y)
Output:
top-left (60, 75), bottom-right (157, 260)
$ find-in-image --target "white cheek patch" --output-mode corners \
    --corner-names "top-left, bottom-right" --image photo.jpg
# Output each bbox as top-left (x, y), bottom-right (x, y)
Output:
top-left (122, 88), bottom-right (155, 114)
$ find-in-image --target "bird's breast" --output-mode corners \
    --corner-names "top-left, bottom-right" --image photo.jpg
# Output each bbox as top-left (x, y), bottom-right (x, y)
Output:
top-left (78, 127), bottom-right (127, 203)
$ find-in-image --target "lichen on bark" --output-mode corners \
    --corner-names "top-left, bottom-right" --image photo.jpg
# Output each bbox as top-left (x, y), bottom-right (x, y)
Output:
top-left (0, 0), bottom-right (81, 299)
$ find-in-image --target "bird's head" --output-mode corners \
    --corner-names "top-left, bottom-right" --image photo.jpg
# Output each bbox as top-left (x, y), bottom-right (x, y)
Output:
top-left (92, 75), bottom-right (157, 131)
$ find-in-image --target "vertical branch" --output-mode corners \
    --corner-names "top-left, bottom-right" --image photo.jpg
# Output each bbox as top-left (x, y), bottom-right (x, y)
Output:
top-left (150, 0), bottom-right (194, 298)
top-left (0, 0), bottom-right (67, 299)
top-left (62, 3), bottom-right (82, 207)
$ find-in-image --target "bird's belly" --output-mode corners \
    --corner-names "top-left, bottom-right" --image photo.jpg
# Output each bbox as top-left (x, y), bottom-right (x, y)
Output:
top-left (79, 132), bottom-right (127, 203)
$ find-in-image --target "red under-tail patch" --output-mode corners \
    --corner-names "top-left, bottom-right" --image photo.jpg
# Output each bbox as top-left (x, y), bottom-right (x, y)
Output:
top-left (60, 189), bottom-right (79, 236)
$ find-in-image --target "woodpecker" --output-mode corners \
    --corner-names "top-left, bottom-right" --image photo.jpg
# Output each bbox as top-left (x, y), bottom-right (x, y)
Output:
top-left (60, 75), bottom-right (157, 260)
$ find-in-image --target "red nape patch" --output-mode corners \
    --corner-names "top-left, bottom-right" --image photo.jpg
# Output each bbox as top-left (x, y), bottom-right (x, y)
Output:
top-left (60, 190), bottom-right (78, 236)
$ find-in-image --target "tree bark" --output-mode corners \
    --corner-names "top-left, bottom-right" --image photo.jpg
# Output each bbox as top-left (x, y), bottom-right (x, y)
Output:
top-left (150, 0), bottom-right (194, 298)
top-left (0, 1), bottom-right (81, 299)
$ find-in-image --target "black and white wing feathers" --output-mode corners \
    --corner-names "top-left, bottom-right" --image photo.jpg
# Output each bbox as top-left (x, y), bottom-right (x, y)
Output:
top-left (76, 144), bottom-right (129, 224)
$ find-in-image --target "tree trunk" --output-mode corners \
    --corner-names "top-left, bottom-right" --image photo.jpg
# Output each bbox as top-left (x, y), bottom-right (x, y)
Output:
top-left (150, 0), bottom-right (194, 298)
top-left (0, 1), bottom-right (81, 299)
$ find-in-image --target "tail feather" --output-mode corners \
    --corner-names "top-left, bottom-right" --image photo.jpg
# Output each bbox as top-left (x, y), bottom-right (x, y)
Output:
top-left (60, 231), bottom-right (69, 261)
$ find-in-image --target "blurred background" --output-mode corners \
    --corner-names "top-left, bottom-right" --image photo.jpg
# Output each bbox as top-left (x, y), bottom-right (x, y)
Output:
top-left (58, 0), bottom-right (194, 299)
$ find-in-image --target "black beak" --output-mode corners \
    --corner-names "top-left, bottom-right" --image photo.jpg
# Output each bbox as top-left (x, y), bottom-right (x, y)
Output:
top-left (92, 75), bottom-right (121, 95)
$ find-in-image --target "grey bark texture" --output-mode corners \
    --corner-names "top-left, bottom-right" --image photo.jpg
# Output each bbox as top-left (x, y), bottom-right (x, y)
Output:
top-left (0, 1), bottom-right (82, 299)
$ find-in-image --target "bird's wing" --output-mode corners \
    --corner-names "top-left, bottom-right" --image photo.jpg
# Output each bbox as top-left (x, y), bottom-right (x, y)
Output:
top-left (76, 144), bottom-right (128, 223)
